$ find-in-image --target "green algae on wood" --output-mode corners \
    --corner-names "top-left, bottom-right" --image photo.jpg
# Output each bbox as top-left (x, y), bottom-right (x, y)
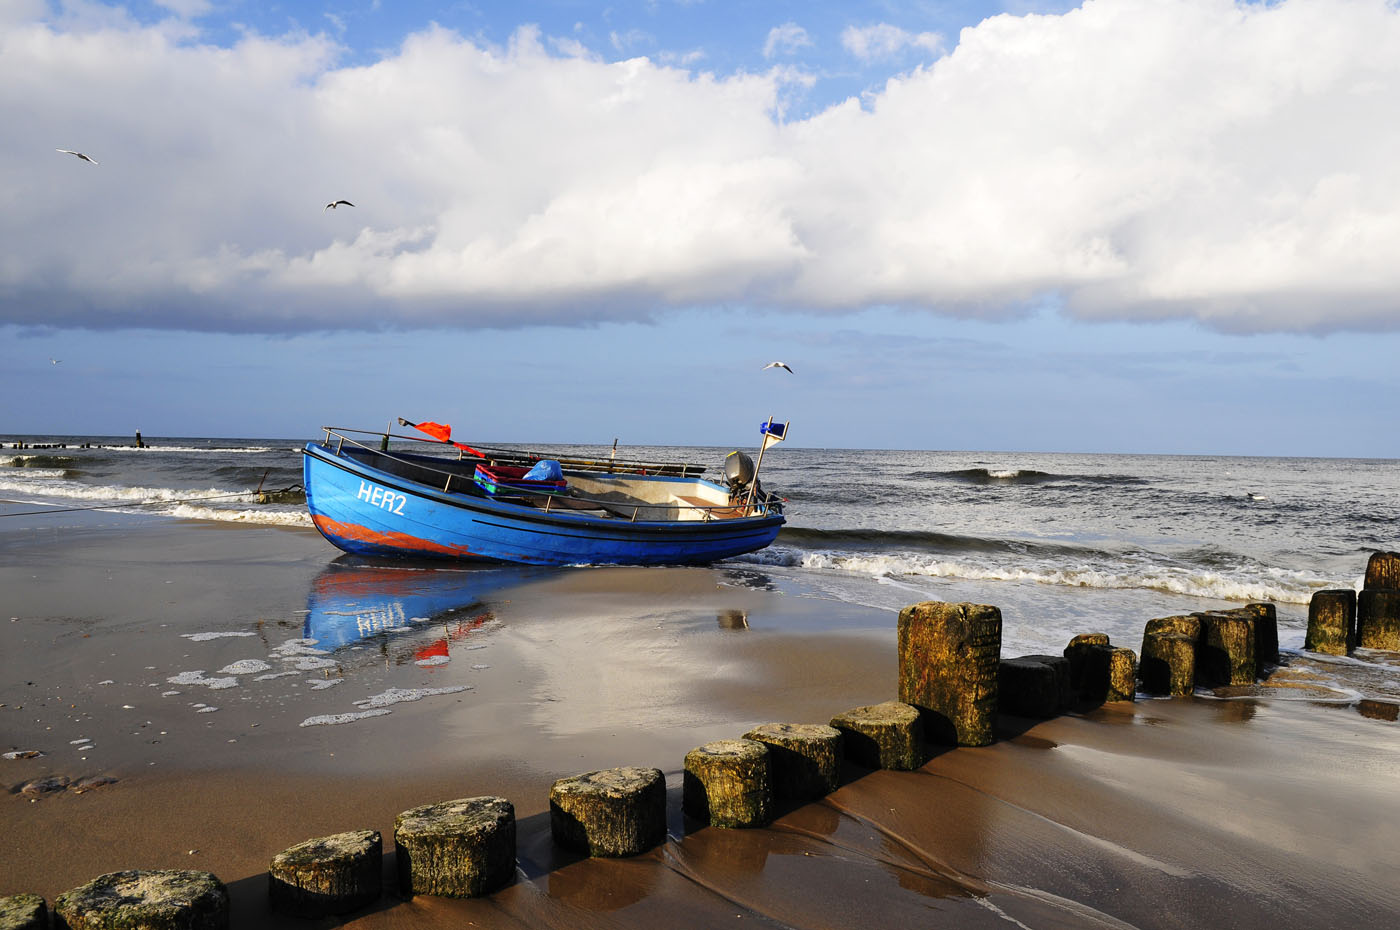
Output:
top-left (1197, 612), bottom-right (1256, 687)
top-left (1357, 589), bottom-right (1400, 650)
top-left (897, 601), bottom-right (1001, 747)
top-left (394, 797), bottom-right (515, 899)
top-left (1306, 589), bottom-right (1355, 656)
top-left (1085, 644), bottom-right (1137, 702)
top-left (828, 701), bottom-right (924, 771)
top-left (1364, 551), bottom-right (1400, 591)
top-left (682, 739), bottom-right (771, 829)
top-left (549, 767), bottom-right (667, 858)
top-left (742, 723), bottom-right (843, 801)
top-left (1140, 631), bottom-right (1197, 697)
top-left (54, 870), bottom-right (228, 930)
top-left (0, 894), bottom-right (47, 930)
top-left (267, 829), bottom-right (382, 917)
top-left (1063, 632), bottom-right (1111, 700)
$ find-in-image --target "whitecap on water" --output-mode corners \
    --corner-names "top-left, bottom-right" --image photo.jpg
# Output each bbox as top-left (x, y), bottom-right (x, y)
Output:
top-left (414, 656), bottom-right (450, 667)
top-left (253, 670), bottom-right (300, 682)
top-left (308, 678), bottom-right (343, 690)
top-left (182, 632), bottom-right (257, 642)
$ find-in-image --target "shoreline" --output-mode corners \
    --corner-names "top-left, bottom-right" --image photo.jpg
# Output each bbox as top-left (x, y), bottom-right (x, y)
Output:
top-left (4, 510), bottom-right (1399, 927)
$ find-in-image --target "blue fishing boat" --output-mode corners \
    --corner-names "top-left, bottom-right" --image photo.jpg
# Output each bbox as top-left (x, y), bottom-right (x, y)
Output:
top-left (302, 418), bottom-right (788, 566)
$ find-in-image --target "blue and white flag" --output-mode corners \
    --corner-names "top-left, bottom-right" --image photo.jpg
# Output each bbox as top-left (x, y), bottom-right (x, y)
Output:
top-left (759, 419), bottom-right (788, 450)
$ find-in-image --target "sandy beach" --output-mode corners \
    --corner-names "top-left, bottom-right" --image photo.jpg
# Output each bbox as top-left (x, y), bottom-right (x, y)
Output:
top-left (4, 509), bottom-right (1399, 928)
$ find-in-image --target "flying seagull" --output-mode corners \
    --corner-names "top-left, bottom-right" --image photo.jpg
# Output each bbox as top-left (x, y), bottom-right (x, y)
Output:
top-left (50, 358), bottom-right (61, 364)
top-left (56, 149), bottom-right (97, 165)
top-left (762, 361), bottom-right (793, 373)
top-left (324, 200), bottom-right (354, 211)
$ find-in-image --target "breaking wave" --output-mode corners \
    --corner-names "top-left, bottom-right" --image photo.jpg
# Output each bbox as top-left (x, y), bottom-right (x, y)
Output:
top-left (745, 543), bottom-right (1334, 605)
top-left (0, 475), bottom-right (310, 527)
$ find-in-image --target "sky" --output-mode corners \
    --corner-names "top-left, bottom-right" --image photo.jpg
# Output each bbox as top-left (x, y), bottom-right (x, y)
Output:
top-left (3, 0), bottom-right (1400, 455)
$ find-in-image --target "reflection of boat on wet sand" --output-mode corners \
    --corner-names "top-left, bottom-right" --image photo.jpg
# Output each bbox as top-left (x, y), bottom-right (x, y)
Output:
top-left (302, 419), bottom-right (788, 566)
top-left (304, 560), bottom-right (541, 652)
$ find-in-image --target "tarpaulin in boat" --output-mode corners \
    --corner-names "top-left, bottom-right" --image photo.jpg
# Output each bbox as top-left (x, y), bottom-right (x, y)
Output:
top-left (523, 459), bottom-right (564, 482)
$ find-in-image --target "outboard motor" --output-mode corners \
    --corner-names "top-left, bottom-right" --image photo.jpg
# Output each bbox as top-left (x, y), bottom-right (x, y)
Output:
top-left (724, 451), bottom-right (755, 492)
top-left (725, 450), bottom-right (780, 513)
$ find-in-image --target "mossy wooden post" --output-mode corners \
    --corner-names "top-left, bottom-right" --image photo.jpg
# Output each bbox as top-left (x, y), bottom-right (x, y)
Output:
top-left (268, 829), bottom-right (382, 917)
top-left (897, 601), bottom-right (1001, 746)
top-left (1306, 589), bottom-right (1355, 656)
top-left (1085, 645), bottom-right (1137, 702)
top-left (394, 797), bottom-right (515, 899)
top-left (0, 894), bottom-right (47, 930)
top-left (1364, 551), bottom-right (1400, 591)
top-left (742, 723), bottom-right (842, 801)
top-left (1140, 631), bottom-right (1196, 696)
top-left (1357, 590), bottom-right (1400, 650)
top-left (997, 657), bottom-right (1062, 717)
top-left (1196, 612), bottom-right (1256, 686)
top-left (1142, 614), bottom-right (1201, 649)
top-left (1244, 603), bottom-right (1279, 676)
top-left (54, 870), bottom-right (228, 930)
top-left (828, 701), bottom-right (924, 771)
top-left (1064, 633), bottom-right (1111, 700)
top-left (683, 739), bottom-right (771, 829)
top-left (549, 767), bottom-right (666, 858)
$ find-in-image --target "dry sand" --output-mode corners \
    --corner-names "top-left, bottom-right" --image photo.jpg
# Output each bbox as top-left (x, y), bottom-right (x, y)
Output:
top-left (3, 512), bottom-right (1399, 928)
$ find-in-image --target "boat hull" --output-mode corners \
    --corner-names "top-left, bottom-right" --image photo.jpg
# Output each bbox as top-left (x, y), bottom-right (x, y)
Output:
top-left (302, 443), bottom-right (785, 566)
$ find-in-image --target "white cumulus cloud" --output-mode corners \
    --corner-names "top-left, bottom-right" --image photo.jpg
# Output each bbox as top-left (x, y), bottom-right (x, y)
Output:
top-left (3, 0), bottom-right (1400, 335)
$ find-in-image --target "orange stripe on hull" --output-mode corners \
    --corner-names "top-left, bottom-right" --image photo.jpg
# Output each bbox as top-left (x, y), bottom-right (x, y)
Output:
top-left (312, 514), bottom-right (477, 558)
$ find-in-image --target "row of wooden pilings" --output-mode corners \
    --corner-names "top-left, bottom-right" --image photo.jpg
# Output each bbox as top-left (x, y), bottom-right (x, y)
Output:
top-left (3, 571), bottom-right (1359, 930)
top-left (1305, 552), bottom-right (1400, 655)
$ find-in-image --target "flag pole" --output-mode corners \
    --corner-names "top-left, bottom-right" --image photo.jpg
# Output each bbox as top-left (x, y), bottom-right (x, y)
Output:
top-left (746, 416), bottom-right (785, 514)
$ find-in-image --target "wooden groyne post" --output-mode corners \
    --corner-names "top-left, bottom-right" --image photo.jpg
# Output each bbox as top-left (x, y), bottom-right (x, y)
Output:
top-left (828, 701), bottom-right (924, 770)
top-left (54, 870), bottom-right (228, 930)
top-left (682, 739), bottom-right (772, 828)
top-left (549, 767), bottom-right (667, 857)
top-left (1358, 552), bottom-right (1400, 650)
top-left (897, 601), bottom-right (1001, 746)
top-left (268, 830), bottom-right (382, 917)
top-left (394, 797), bottom-right (516, 898)
top-left (1306, 589), bottom-right (1356, 656)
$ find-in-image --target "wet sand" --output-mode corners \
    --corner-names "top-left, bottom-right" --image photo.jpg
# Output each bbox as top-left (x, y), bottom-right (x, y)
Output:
top-left (3, 509), bottom-right (1399, 928)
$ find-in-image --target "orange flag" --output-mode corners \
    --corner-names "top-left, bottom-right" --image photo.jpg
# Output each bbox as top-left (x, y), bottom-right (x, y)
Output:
top-left (410, 420), bottom-right (482, 457)
top-left (414, 421), bottom-right (453, 443)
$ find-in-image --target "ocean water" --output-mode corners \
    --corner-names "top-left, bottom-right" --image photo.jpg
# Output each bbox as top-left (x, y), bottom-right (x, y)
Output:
top-left (3, 432), bottom-right (1398, 660)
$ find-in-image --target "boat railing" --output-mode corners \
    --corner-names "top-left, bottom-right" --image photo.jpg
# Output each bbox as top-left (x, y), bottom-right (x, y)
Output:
top-left (317, 427), bottom-right (777, 521)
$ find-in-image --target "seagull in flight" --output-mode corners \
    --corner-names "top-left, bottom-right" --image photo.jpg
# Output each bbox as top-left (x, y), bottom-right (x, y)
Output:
top-left (762, 361), bottom-right (793, 373)
top-left (56, 149), bottom-right (97, 165)
top-left (324, 200), bottom-right (354, 211)
top-left (49, 358), bottom-right (61, 364)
